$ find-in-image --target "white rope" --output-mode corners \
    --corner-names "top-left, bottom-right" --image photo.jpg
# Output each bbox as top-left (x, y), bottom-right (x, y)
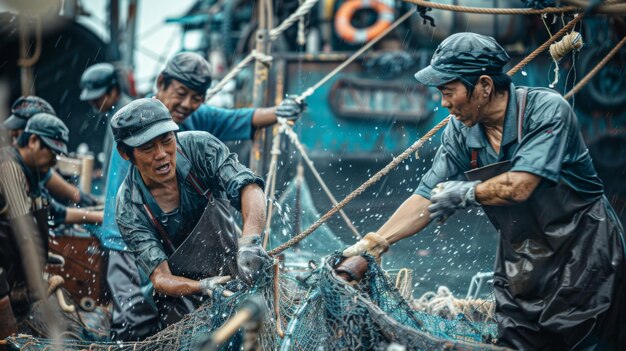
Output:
top-left (279, 118), bottom-right (362, 239)
top-left (205, 0), bottom-right (319, 101)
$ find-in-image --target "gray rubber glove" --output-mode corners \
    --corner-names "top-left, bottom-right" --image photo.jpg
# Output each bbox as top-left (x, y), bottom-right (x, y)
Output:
top-left (237, 235), bottom-right (271, 285)
top-left (199, 275), bottom-right (231, 296)
top-left (275, 97), bottom-right (305, 121)
top-left (428, 181), bottom-right (481, 222)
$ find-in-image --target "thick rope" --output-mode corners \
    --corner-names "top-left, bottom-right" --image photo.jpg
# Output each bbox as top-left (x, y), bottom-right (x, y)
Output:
top-left (269, 15), bottom-right (583, 256)
top-left (294, 8), bottom-right (417, 104)
top-left (280, 120), bottom-right (362, 239)
top-left (405, 0), bottom-right (584, 14)
top-left (205, 0), bottom-right (319, 101)
top-left (269, 116), bottom-right (449, 256)
top-left (564, 35), bottom-right (626, 100)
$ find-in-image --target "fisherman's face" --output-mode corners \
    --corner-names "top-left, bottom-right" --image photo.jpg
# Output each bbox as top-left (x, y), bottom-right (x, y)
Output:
top-left (156, 79), bottom-right (204, 124)
top-left (132, 132), bottom-right (177, 188)
top-left (438, 81), bottom-right (482, 127)
top-left (28, 137), bottom-right (57, 173)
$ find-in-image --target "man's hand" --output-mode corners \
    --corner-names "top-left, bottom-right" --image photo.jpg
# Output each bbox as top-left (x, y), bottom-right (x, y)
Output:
top-left (428, 180), bottom-right (481, 222)
top-left (342, 232), bottom-right (390, 259)
top-left (237, 235), bottom-right (271, 285)
top-left (199, 275), bottom-right (231, 296)
top-left (78, 190), bottom-right (99, 207)
top-left (275, 97), bottom-right (305, 121)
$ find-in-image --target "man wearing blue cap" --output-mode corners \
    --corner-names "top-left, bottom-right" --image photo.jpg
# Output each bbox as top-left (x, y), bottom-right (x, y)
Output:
top-left (343, 32), bottom-right (625, 349)
top-left (100, 52), bottom-right (303, 340)
top-left (111, 98), bottom-right (268, 331)
top-left (79, 63), bottom-right (133, 178)
top-left (0, 114), bottom-right (103, 312)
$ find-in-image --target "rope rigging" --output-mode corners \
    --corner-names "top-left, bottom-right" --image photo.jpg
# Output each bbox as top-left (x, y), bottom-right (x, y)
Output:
top-left (205, 1), bottom-right (620, 257)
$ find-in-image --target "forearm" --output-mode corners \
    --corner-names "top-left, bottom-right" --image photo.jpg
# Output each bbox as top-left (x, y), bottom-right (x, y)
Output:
top-left (151, 261), bottom-right (202, 296)
top-left (251, 107), bottom-right (278, 129)
top-left (64, 208), bottom-right (103, 224)
top-left (240, 184), bottom-right (266, 237)
top-left (377, 194), bottom-right (432, 244)
top-left (47, 171), bottom-right (81, 202)
top-left (475, 171), bottom-right (540, 206)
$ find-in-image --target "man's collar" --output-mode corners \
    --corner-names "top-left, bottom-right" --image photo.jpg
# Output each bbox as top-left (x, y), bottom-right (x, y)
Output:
top-left (465, 83), bottom-right (517, 149)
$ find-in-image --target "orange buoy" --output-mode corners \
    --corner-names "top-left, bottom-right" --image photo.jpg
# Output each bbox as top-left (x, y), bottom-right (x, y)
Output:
top-left (334, 0), bottom-right (394, 44)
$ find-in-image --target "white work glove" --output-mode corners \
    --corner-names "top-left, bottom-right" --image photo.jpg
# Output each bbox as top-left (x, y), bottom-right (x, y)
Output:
top-left (428, 180), bottom-right (481, 223)
top-left (237, 235), bottom-right (271, 285)
top-left (199, 275), bottom-right (231, 296)
top-left (342, 232), bottom-right (390, 259)
top-left (275, 96), bottom-right (305, 121)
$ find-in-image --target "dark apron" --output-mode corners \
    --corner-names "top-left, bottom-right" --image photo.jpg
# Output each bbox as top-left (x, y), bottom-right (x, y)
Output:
top-left (465, 89), bottom-right (625, 350)
top-left (143, 147), bottom-right (238, 327)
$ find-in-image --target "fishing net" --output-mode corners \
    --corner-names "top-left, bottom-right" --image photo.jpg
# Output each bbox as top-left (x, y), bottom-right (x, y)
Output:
top-left (281, 254), bottom-right (501, 351)
top-left (6, 254), bottom-right (505, 351)
top-left (6, 177), bottom-right (503, 350)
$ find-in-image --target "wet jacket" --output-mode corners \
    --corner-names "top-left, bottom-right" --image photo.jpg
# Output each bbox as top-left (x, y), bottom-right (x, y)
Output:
top-left (100, 104), bottom-right (254, 251)
top-left (115, 131), bottom-right (263, 277)
top-left (415, 84), bottom-right (625, 349)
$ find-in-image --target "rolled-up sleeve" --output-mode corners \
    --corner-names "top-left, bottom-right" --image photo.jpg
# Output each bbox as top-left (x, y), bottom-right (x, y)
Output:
top-left (116, 185), bottom-right (168, 277)
top-left (511, 95), bottom-right (571, 183)
top-left (414, 123), bottom-right (469, 200)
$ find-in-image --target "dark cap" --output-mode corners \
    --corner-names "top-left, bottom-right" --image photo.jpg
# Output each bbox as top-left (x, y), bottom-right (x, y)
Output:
top-left (161, 52), bottom-right (212, 94)
top-left (4, 96), bottom-right (56, 130)
top-left (111, 98), bottom-right (179, 147)
top-left (80, 63), bottom-right (118, 101)
top-left (24, 113), bottom-right (69, 155)
top-left (414, 32), bottom-right (510, 87)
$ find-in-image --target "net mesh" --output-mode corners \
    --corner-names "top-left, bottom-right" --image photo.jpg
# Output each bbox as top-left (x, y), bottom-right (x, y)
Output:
top-left (6, 177), bottom-right (503, 350)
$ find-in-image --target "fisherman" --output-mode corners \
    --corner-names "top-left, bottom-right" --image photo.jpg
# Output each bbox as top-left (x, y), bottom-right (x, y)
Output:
top-left (79, 63), bottom-right (133, 178)
top-left (101, 52), bottom-right (303, 340)
top-left (343, 32), bottom-right (625, 349)
top-left (112, 98), bottom-right (269, 331)
top-left (0, 114), bottom-right (102, 313)
top-left (3, 96), bottom-right (100, 210)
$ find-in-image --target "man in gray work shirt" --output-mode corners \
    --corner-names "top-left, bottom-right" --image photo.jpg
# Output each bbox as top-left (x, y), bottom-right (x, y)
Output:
top-left (113, 98), bottom-right (269, 330)
top-left (343, 33), bottom-right (625, 349)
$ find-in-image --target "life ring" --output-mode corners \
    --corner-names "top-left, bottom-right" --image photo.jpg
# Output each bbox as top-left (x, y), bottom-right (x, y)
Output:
top-left (334, 0), bottom-right (394, 44)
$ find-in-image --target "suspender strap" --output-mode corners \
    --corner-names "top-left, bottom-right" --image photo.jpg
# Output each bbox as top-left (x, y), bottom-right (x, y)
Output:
top-left (143, 203), bottom-right (176, 255)
top-left (515, 88), bottom-right (528, 144)
top-left (470, 149), bottom-right (479, 169)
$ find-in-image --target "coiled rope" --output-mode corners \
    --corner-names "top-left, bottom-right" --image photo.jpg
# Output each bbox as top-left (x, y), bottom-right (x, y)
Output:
top-left (549, 31), bottom-right (584, 86)
top-left (563, 35), bottom-right (626, 100)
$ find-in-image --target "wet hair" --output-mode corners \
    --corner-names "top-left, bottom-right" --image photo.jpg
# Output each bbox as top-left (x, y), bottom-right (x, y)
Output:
top-left (459, 73), bottom-right (512, 99)
top-left (118, 142), bottom-right (135, 163)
